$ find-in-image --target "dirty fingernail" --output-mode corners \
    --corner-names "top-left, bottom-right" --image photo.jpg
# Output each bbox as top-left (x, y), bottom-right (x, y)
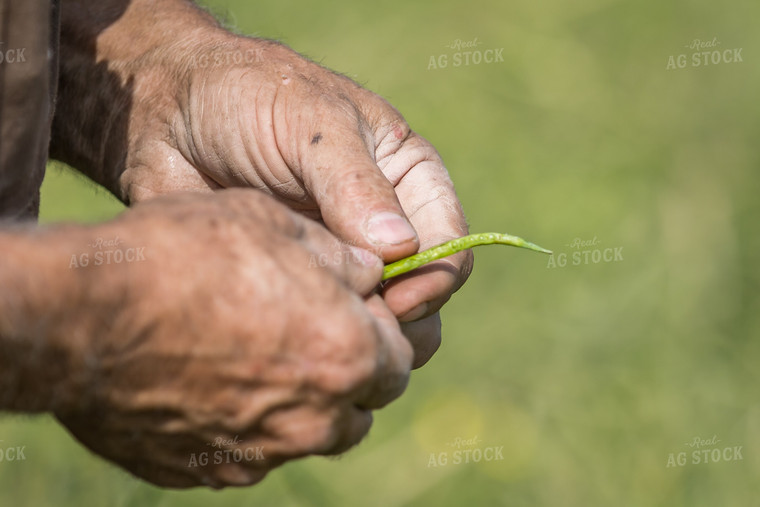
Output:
top-left (366, 212), bottom-right (417, 246)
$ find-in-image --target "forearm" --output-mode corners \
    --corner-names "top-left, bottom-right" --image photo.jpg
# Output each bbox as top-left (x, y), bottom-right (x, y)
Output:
top-left (49, 0), bottom-right (225, 197)
top-left (0, 226), bottom-right (93, 412)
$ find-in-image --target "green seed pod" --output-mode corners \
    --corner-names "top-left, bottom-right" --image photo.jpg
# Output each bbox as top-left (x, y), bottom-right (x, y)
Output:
top-left (382, 232), bottom-right (551, 280)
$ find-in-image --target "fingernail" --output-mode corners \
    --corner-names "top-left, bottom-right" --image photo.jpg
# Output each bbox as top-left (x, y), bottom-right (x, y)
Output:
top-left (399, 302), bottom-right (429, 322)
top-left (350, 246), bottom-right (381, 268)
top-left (366, 212), bottom-right (417, 246)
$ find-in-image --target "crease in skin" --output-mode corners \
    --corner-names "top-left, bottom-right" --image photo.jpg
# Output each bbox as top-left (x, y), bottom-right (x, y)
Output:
top-left (123, 148), bottom-right (223, 202)
top-left (402, 183), bottom-right (458, 224)
top-left (234, 84), bottom-right (272, 188)
top-left (269, 73), bottom-right (309, 192)
top-left (210, 74), bottom-right (243, 175)
top-left (266, 179), bottom-right (310, 199)
top-left (393, 178), bottom-right (463, 247)
top-left (353, 112), bottom-right (376, 161)
top-left (373, 121), bottom-right (411, 166)
top-left (188, 76), bottom-right (209, 163)
top-left (375, 137), bottom-right (438, 187)
top-left (195, 167), bottom-right (226, 192)
top-left (375, 151), bottom-right (414, 188)
top-left (223, 109), bottom-right (256, 180)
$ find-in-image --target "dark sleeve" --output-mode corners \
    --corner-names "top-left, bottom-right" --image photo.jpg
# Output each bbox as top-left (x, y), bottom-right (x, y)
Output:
top-left (0, 0), bottom-right (60, 221)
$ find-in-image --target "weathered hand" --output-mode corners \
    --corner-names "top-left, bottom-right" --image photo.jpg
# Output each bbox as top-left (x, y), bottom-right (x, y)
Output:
top-left (125, 38), bottom-right (472, 365)
top-left (52, 1), bottom-right (472, 366)
top-left (43, 189), bottom-right (412, 488)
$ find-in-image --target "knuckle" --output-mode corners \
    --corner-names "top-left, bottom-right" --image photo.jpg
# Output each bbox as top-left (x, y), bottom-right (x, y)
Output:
top-left (320, 357), bottom-right (375, 396)
top-left (404, 132), bottom-right (443, 161)
top-left (302, 413), bottom-right (344, 454)
top-left (309, 89), bottom-right (359, 126)
top-left (310, 309), bottom-right (379, 395)
top-left (273, 409), bottom-right (343, 456)
top-left (335, 169), bottom-right (387, 203)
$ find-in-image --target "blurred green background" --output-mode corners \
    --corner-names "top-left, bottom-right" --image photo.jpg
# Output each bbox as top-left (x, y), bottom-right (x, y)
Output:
top-left (2, 0), bottom-right (759, 505)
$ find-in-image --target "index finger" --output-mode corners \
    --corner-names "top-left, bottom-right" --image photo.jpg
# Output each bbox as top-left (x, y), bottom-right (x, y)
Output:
top-left (378, 133), bottom-right (473, 321)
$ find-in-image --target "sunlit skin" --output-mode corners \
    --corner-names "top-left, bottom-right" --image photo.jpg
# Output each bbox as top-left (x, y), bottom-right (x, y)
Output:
top-left (0, 0), bottom-right (473, 490)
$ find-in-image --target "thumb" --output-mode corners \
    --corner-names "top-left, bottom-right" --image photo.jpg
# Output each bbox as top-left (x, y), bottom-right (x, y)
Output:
top-left (300, 127), bottom-right (419, 261)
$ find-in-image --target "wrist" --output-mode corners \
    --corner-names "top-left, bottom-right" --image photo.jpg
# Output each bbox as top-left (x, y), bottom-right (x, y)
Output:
top-left (0, 225), bottom-right (101, 413)
top-left (50, 0), bottom-right (227, 196)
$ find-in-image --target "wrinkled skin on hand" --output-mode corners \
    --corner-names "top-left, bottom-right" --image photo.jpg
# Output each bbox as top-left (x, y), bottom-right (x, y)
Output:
top-left (113, 37), bottom-right (473, 367)
top-left (54, 189), bottom-right (413, 488)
